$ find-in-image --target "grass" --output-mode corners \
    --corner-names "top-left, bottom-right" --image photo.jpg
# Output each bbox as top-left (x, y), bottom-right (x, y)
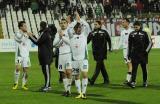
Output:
top-left (0, 49), bottom-right (160, 104)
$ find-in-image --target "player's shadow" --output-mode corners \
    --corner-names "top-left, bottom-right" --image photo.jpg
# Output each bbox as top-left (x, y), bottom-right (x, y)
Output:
top-left (88, 83), bottom-right (131, 90)
top-left (89, 97), bottom-right (141, 104)
top-left (108, 83), bottom-right (132, 90)
top-left (140, 84), bottom-right (160, 90)
top-left (88, 83), bottom-right (110, 88)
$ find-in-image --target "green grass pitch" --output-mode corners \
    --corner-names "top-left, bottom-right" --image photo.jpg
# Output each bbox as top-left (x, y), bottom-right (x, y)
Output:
top-left (0, 50), bottom-right (160, 104)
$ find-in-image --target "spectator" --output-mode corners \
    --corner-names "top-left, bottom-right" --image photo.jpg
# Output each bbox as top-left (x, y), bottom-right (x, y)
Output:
top-left (104, 2), bottom-right (112, 18)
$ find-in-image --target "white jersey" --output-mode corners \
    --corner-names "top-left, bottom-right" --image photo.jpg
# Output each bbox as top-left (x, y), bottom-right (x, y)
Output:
top-left (118, 28), bottom-right (134, 49)
top-left (15, 31), bottom-right (30, 58)
top-left (68, 19), bottom-right (91, 61)
top-left (70, 34), bottom-right (88, 61)
top-left (53, 29), bottom-right (71, 55)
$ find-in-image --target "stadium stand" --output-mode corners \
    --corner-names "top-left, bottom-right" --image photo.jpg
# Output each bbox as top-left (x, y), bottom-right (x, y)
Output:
top-left (0, 0), bottom-right (160, 38)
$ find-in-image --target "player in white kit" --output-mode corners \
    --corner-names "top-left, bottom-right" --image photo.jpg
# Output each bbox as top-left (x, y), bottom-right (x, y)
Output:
top-left (12, 21), bottom-right (31, 90)
top-left (53, 19), bottom-right (72, 97)
top-left (68, 12), bottom-right (91, 99)
top-left (117, 18), bottom-right (134, 84)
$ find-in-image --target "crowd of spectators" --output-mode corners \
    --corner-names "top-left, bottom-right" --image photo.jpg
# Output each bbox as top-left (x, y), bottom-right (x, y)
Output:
top-left (0, 0), bottom-right (160, 20)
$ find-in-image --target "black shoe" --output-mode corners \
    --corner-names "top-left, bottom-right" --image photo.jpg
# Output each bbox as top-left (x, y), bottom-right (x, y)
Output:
top-left (143, 82), bottom-right (148, 87)
top-left (81, 93), bottom-right (87, 99)
top-left (39, 86), bottom-right (51, 92)
top-left (88, 78), bottom-right (94, 85)
top-left (41, 87), bottom-right (49, 92)
top-left (59, 79), bottom-right (63, 83)
top-left (103, 81), bottom-right (109, 85)
top-left (127, 82), bottom-right (135, 88)
top-left (65, 91), bottom-right (71, 97)
top-left (62, 91), bottom-right (67, 96)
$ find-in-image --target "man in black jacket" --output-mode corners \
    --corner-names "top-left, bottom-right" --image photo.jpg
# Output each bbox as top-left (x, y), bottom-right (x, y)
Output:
top-left (27, 21), bottom-right (53, 91)
top-left (127, 21), bottom-right (152, 88)
top-left (87, 20), bottom-right (112, 85)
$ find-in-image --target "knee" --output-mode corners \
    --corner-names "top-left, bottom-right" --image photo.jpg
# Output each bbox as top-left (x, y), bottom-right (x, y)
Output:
top-left (75, 75), bottom-right (80, 80)
top-left (82, 72), bottom-right (88, 79)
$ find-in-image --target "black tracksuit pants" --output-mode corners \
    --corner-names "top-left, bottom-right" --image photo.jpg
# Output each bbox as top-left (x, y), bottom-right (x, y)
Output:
top-left (131, 61), bottom-right (147, 83)
top-left (41, 65), bottom-right (51, 87)
top-left (91, 60), bottom-right (109, 83)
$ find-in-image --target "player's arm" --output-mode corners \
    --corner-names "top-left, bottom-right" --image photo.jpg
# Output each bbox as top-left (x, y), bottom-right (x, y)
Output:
top-left (87, 32), bottom-right (92, 44)
top-left (81, 19), bottom-right (91, 37)
top-left (105, 30), bottom-right (112, 51)
top-left (59, 30), bottom-right (70, 45)
top-left (27, 32), bottom-right (48, 45)
top-left (117, 32), bottom-right (123, 50)
top-left (14, 32), bottom-right (23, 43)
top-left (53, 33), bottom-right (61, 47)
top-left (75, 12), bottom-right (91, 36)
top-left (145, 32), bottom-right (152, 53)
top-left (128, 33), bottom-right (133, 60)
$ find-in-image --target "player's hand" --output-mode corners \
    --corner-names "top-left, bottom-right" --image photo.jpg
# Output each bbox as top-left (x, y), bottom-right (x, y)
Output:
top-left (58, 30), bottom-right (64, 37)
top-left (27, 32), bottom-right (33, 36)
top-left (75, 11), bottom-right (80, 22)
top-left (66, 15), bottom-right (71, 24)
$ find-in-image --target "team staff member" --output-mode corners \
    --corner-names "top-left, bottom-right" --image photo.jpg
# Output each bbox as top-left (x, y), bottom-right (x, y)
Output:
top-left (127, 21), bottom-right (152, 88)
top-left (27, 21), bottom-right (53, 91)
top-left (87, 20), bottom-right (112, 85)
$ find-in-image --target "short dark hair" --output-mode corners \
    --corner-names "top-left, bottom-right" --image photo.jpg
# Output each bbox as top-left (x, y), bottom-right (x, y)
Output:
top-left (40, 21), bottom-right (47, 30)
top-left (18, 21), bottom-right (26, 29)
top-left (133, 21), bottom-right (141, 26)
top-left (95, 20), bottom-right (102, 26)
top-left (60, 19), bottom-right (68, 23)
top-left (74, 22), bottom-right (81, 30)
top-left (123, 18), bottom-right (130, 23)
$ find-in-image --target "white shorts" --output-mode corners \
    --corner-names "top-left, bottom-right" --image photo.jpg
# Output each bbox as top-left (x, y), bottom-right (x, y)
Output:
top-left (123, 48), bottom-right (131, 63)
top-left (58, 53), bottom-right (72, 72)
top-left (15, 56), bottom-right (31, 67)
top-left (72, 60), bottom-right (88, 75)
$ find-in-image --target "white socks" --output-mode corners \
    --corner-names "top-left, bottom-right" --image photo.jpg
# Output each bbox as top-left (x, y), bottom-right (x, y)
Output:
top-left (75, 79), bottom-right (81, 94)
top-left (63, 78), bottom-right (68, 92)
top-left (14, 70), bottom-right (20, 84)
top-left (126, 72), bottom-right (132, 82)
top-left (67, 78), bottom-right (72, 92)
top-left (82, 78), bottom-right (88, 94)
top-left (22, 72), bottom-right (27, 86)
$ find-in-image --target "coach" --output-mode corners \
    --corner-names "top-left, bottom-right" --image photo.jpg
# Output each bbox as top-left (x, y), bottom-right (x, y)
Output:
top-left (87, 20), bottom-right (112, 85)
top-left (27, 21), bottom-right (53, 91)
top-left (127, 21), bottom-right (152, 88)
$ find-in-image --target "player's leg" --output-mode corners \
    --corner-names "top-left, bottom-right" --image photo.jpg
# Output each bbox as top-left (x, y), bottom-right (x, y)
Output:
top-left (22, 67), bottom-right (29, 90)
top-left (64, 54), bottom-right (72, 96)
top-left (75, 74), bottom-right (82, 99)
top-left (73, 61), bottom-right (82, 98)
top-left (140, 62), bottom-right (148, 87)
top-left (12, 57), bottom-right (22, 90)
top-left (81, 60), bottom-right (88, 99)
top-left (89, 60), bottom-right (101, 85)
top-left (21, 57), bottom-right (31, 90)
top-left (59, 54), bottom-right (71, 96)
top-left (123, 49), bottom-right (132, 84)
top-left (100, 60), bottom-right (109, 84)
top-left (58, 55), bottom-right (67, 94)
top-left (41, 64), bottom-right (51, 91)
top-left (125, 62), bottom-right (132, 83)
top-left (128, 61), bottom-right (139, 88)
